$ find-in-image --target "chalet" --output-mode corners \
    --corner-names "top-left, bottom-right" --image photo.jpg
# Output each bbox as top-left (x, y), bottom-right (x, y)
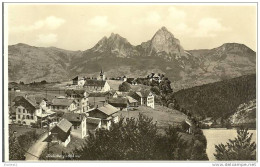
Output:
top-left (65, 89), bottom-right (89, 113)
top-left (87, 104), bottom-right (119, 130)
top-left (50, 118), bottom-right (72, 147)
top-left (108, 97), bottom-right (129, 111)
top-left (62, 113), bottom-right (87, 139)
top-left (86, 117), bottom-right (102, 133)
top-left (84, 79), bottom-right (110, 92)
top-left (130, 90), bottom-right (154, 109)
top-left (51, 96), bottom-right (78, 112)
top-left (12, 95), bottom-right (55, 126)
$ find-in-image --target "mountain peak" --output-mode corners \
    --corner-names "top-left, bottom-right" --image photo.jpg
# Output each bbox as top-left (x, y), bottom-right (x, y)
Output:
top-left (160, 26), bottom-right (168, 32)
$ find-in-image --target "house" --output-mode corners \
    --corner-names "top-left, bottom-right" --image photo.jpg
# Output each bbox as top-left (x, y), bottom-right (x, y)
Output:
top-left (72, 76), bottom-right (79, 85)
top-left (12, 95), bottom-right (55, 126)
top-left (51, 96), bottom-right (78, 112)
top-left (62, 113), bottom-right (87, 139)
top-left (65, 89), bottom-right (89, 113)
top-left (126, 96), bottom-right (138, 108)
top-left (88, 92), bottom-right (108, 109)
top-left (84, 79), bottom-right (110, 92)
top-left (108, 97), bottom-right (129, 111)
top-left (185, 119), bottom-right (193, 134)
top-left (130, 90), bottom-right (154, 109)
top-left (87, 104), bottom-right (119, 130)
top-left (86, 117), bottom-right (102, 133)
top-left (50, 118), bottom-right (72, 147)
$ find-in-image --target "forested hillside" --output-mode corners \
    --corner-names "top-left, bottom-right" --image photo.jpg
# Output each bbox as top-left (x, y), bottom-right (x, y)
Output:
top-left (173, 74), bottom-right (256, 119)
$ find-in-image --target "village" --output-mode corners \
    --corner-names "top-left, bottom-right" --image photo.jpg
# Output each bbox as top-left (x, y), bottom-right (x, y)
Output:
top-left (8, 70), bottom-right (191, 160)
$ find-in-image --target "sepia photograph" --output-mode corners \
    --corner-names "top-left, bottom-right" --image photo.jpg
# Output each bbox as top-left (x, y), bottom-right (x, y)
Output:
top-left (2, 2), bottom-right (257, 164)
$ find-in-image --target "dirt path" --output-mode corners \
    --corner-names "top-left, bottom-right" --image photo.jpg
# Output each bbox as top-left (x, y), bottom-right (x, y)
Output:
top-left (25, 132), bottom-right (48, 161)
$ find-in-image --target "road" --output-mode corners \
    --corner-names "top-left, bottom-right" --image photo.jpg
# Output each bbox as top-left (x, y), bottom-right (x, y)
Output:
top-left (25, 132), bottom-right (48, 161)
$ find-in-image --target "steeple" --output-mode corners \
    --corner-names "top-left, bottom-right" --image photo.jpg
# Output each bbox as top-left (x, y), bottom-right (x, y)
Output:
top-left (99, 69), bottom-right (105, 81)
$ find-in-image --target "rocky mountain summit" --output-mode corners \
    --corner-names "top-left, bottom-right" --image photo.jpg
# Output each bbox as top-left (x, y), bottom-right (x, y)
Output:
top-left (8, 26), bottom-right (256, 90)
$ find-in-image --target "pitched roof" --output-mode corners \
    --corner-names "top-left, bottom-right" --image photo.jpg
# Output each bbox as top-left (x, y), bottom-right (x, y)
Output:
top-left (108, 98), bottom-right (128, 104)
top-left (13, 96), bottom-right (39, 112)
top-left (88, 92), bottom-right (107, 97)
top-left (62, 113), bottom-right (86, 123)
top-left (126, 96), bottom-right (138, 103)
top-left (56, 118), bottom-right (72, 132)
top-left (72, 76), bottom-right (78, 80)
top-left (84, 79), bottom-right (106, 87)
top-left (51, 98), bottom-right (75, 106)
top-left (108, 98), bottom-right (128, 108)
top-left (96, 104), bottom-right (119, 116)
top-left (86, 117), bottom-right (101, 125)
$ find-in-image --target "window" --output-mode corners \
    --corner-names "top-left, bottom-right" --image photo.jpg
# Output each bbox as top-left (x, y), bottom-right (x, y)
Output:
top-left (26, 115), bottom-right (30, 119)
top-left (31, 116), bottom-right (34, 120)
top-left (23, 109), bottom-right (26, 113)
top-left (18, 108), bottom-right (21, 113)
top-left (18, 115), bottom-right (20, 119)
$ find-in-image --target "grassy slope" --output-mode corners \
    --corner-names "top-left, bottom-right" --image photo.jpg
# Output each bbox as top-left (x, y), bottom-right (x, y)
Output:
top-left (173, 74), bottom-right (256, 119)
top-left (118, 105), bottom-right (192, 141)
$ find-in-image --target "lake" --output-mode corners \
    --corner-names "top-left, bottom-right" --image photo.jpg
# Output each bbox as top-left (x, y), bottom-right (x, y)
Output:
top-left (202, 129), bottom-right (257, 161)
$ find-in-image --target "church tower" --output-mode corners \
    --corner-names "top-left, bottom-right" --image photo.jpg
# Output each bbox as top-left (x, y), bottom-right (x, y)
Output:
top-left (99, 69), bottom-right (106, 81)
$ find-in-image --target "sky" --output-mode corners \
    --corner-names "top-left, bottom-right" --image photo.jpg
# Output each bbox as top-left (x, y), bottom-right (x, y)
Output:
top-left (7, 4), bottom-right (257, 51)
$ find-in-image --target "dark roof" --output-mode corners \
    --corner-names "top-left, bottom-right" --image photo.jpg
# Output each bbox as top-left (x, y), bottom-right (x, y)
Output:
top-left (84, 79), bottom-right (106, 87)
top-left (72, 76), bottom-right (78, 80)
top-left (88, 92), bottom-right (107, 97)
top-left (96, 104), bottom-right (119, 116)
top-left (108, 98), bottom-right (128, 108)
top-left (86, 117), bottom-right (101, 125)
top-left (56, 118), bottom-right (72, 132)
top-left (62, 113), bottom-right (86, 123)
top-left (51, 98), bottom-right (75, 106)
top-left (13, 96), bottom-right (39, 112)
top-left (65, 89), bottom-right (86, 98)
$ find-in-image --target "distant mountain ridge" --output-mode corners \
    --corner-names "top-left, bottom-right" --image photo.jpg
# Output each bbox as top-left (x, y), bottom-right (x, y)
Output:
top-left (8, 26), bottom-right (256, 90)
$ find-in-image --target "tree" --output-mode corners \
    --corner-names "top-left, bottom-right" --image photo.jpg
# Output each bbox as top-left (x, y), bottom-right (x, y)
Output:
top-left (150, 86), bottom-right (160, 95)
top-left (9, 134), bottom-right (25, 160)
top-left (119, 82), bottom-right (131, 92)
top-left (214, 127), bottom-right (256, 160)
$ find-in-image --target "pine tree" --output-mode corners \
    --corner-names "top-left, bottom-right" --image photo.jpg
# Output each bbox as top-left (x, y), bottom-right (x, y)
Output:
top-left (214, 127), bottom-right (256, 160)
